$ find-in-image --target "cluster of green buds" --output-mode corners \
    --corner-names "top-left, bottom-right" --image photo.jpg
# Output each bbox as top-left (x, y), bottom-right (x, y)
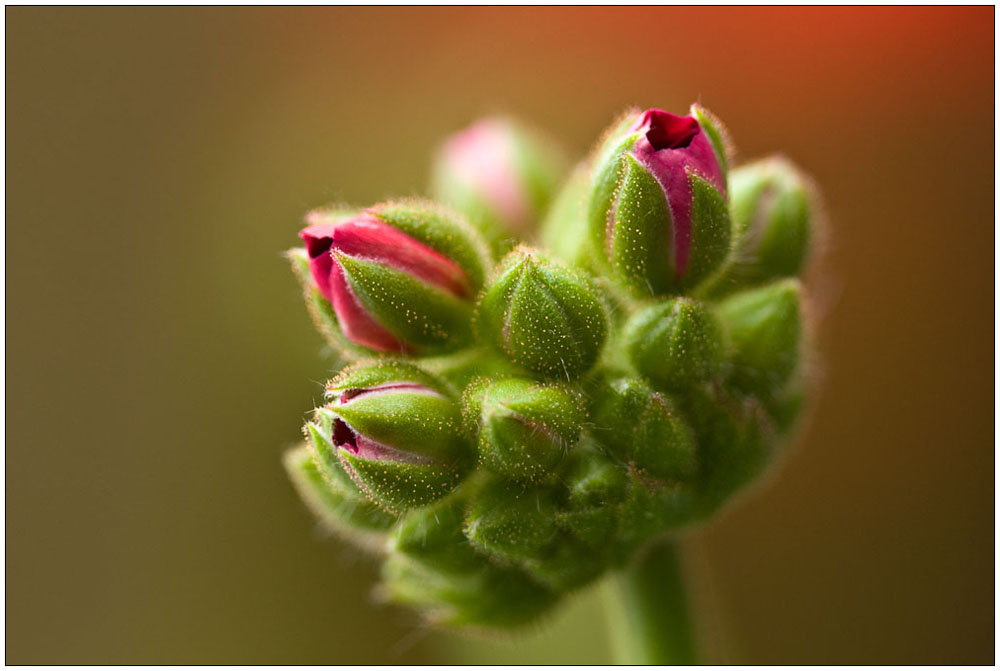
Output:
top-left (284, 105), bottom-right (820, 629)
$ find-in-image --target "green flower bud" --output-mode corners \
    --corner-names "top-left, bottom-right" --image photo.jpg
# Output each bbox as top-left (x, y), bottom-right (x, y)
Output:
top-left (431, 116), bottom-right (566, 252)
top-left (292, 200), bottom-right (491, 356)
top-left (540, 162), bottom-right (593, 266)
top-left (718, 279), bottom-right (803, 395)
top-left (463, 477), bottom-right (559, 563)
top-left (390, 493), bottom-right (482, 573)
top-left (380, 553), bottom-right (556, 628)
top-left (520, 532), bottom-right (609, 593)
top-left (587, 106), bottom-right (731, 296)
top-left (475, 247), bottom-right (608, 379)
top-left (684, 388), bottom-right (776, 517)
top-left (319, 361), bottom-right (472, 512)
top-left (710, 157), bottom-right (815, 293)
top-left (618, 473), bottom-right (698, 557)
top-left (623, 297), bottom-right (725, 392)
top-left (283, 444), bottom-right (398, 553)
top-left (463, 377), bottom-right (585, 481)
top-left (557, 444), bottom-right (627, 549)
top-left (593, 378), bottom-right (697, 481)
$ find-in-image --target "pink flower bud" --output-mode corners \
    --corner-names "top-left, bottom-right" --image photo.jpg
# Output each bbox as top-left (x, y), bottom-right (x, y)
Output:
top-left (298, 205), bottom-right (482, 353)
top-left (587, 105), bottom-right (732, 296)
top-left (627, 109), bottom-right (727, 277)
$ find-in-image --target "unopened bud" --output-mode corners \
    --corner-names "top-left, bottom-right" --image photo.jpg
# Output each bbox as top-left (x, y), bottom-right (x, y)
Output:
top-left (317, 361), bottom-right (471, 511)
top-left (463, 477), bottom-right (559, 563)
top-left (464, 377), bottom-right (584, 481)
top-left (475, 247), bottom-right (608, 379)
top-left (711, 157), bottom-right (815, 292)
top-left (623, 297), bottom-right (724, 392)
top-left (593, 378), bottom-right (697, 481)
top-left (431, 117), bottom-right (566, 251)
top-left (292, 201), bottom-right (490, 354)
top-left (587, 105), bottom-right (731, 296)
top-left (717, 279), bottom-right (803, 395)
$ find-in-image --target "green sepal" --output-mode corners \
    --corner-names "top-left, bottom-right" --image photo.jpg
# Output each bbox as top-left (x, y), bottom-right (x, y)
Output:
top-left (283, 444), bottom-right (397, 553)
top-left (764, 375), bottom-right (808, 436)
top-left (330, 387), bottom-right (467, 464)
top-left (690, 103), bottom-right (730, 178)
top-left (605, 153), bottom-right (675, 295)
top-left (306, 410), bottom-right (364, 496)
top-left (557, 445), bottom-right (627, 549)
top-left (593, 378), bottom-right (697, 481)
top-left (685, 173), bottom-right (732, 290)
top-left (336, 253), bottom-right (473, 353)
top-left (540, 162), bottom-right (594, 266)
top-left (339, 450), bottom-right (466, 513)
top-left (463, 477), bottom-right (559, 563)
top-left (684, 389), bottom-right (776, 517)
top-left (623, 297), bottom-right (725, 392)
top-left (465, 377), bottom-right (584, 482)
top-left (326, 359), bottom-right (457, 400)
top-left (380, 553), bottom-right (557, 629)
top-left (286, 248), bottom-right (358, 361)
top-left (390, 493), bottom-right (482, 573)
top-left (708, 157), bottom-right (814, 295)
top-left (617, 472), bottom-right (698, 558)
top-left (520, 532), bottom-right (609, 593)
top-left (475, 247), bottom-right (608, 380)
top-left (369, 200), bottom-right (491, 292)
top-left (718, 279), bottom-right (803, 395)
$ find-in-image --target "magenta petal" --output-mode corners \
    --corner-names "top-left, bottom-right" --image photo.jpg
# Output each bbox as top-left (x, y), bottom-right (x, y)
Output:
top-left (298, 222), bottom-right (339, 302)
top-left (328, 258), bottom-right (409, 352)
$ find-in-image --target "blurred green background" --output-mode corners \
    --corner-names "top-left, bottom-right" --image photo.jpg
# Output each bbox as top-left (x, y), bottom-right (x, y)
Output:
top-left (7, 7), bottom-right (993, 664)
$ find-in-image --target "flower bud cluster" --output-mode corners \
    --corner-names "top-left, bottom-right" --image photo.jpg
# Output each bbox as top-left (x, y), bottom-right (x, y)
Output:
top-left (284, 105), bottom-right (820, 629)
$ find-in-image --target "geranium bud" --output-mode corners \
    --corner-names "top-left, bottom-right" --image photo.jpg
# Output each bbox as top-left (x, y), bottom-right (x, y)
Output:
top-left (710, 156), bottom-right (815, 293)
top-left (520, 532), bottom-right (609, 593)
top-left (685, 387), bottom-right (776, 517)
top-left (623, 298), bottom-right (725, 392)
top-left (318, 361), bottom-right (471, 511)
top-left (717, 279), bottom-right (803, 395)
top-left (283, 444), bottom-right (397, 553)
top-left (557, 444), bottom-right (627, 549)
top-left (293, 200), bottom-right (490, 354)
top-left (618, 474), bottom-right (698, 556)
top-left (380, 552), bottom-right (556, 628)
top-left (391, 494), bottom-right (481, 573)
top-left (431, 117), bottom-right (566, 251)
top-left (587, 105), bottom-right (731, 296)
top-left (463, 477), bottom-right (559, 563)
top-left (463, 377), bottom-right (584, 482)
top-left (540, 162), bottom-right (593, 266)
top-left (475, 247), bottom-right (608, 379)
top-left (593, 378), bottom-right (697, 481)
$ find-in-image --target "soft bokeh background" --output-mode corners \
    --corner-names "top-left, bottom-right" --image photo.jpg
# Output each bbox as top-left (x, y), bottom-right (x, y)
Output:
top-left (7, 7), bottom-right (993, 664)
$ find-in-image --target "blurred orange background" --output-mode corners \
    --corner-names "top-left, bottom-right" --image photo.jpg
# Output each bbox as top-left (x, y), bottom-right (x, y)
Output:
top-left (6, 7), bottom-right (993, 664)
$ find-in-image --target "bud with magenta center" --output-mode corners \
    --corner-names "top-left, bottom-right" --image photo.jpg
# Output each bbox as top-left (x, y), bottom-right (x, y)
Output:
top-left (316, 361), bottom-right (472, 512)
top-left (587, 105), bottom-right (731, 296)
top-left (292, 200), bottom-right (491, 355)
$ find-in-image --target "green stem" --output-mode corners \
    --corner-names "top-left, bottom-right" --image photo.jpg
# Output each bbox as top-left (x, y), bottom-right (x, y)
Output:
top-left (605, 538), bottom-right (698, 665)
